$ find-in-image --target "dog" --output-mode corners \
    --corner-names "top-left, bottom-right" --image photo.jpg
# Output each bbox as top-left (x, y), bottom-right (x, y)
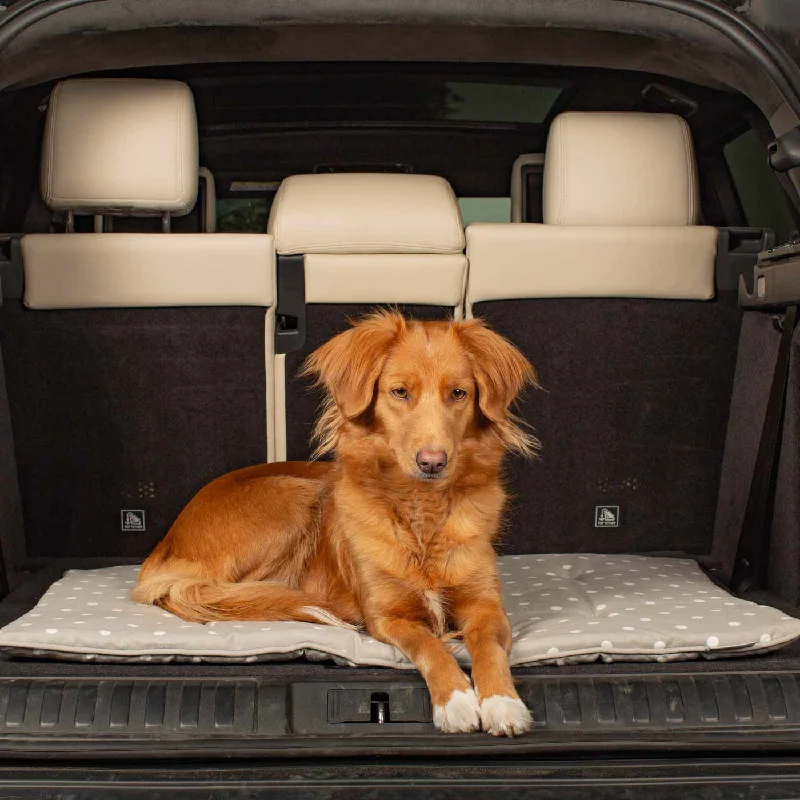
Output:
top-left (135, 310), bottom-right (538, 736)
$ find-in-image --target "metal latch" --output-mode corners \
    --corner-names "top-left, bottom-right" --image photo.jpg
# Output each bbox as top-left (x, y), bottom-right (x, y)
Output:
top-left (370, 692), bottom-right (390, 724)
top-left (325, 686), bottom-right (431, 724)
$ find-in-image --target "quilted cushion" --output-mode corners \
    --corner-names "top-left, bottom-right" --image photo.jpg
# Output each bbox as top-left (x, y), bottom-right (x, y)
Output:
top-left (0, 554), bottom-right (798, 665)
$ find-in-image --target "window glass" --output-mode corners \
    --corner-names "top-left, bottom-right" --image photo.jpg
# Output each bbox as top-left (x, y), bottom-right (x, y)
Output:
top-left (442, 83), bottom-right (562, 124)
top-left (216, 198), bottom-right (270, 233)
top-left (458, 198), bottom-right (511, 226)
top-left (724, 129), bottom-right (795, 243)
top-left (218, 195), bottom-right (512, 230)
top-left (197, 75), bottom-right (565, 127)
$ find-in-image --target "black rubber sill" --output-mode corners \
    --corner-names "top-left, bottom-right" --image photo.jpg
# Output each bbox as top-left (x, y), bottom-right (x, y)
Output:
top-left (0, 669), bottom-right (797, 759)
top-left (6, 759), bottom-right (800, 799)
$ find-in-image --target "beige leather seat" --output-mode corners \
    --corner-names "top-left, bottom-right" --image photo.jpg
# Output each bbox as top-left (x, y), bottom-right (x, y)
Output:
top-left (266, 172), bottom-right (467, 460)
top-left (21, 78), bottom-right (279, 457)
top-left (463, 111), bottom-right (729, 558)
top-left (466, 111), bottom-right (718, 310)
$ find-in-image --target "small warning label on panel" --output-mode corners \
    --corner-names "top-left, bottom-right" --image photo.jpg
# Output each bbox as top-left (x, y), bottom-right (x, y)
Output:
top-left (595, 506), bottom-right (620, 528)
top-left (121, 510), bottom-right (146, 532)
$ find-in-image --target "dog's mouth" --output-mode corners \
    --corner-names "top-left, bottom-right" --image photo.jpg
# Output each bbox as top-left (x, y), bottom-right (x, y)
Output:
top-left (414, 469), bottom-right (447, 482)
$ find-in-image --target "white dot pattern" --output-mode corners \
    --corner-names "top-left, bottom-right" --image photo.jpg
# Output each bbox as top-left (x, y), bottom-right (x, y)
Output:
top-left (0, 556), bottom-right (797, 667)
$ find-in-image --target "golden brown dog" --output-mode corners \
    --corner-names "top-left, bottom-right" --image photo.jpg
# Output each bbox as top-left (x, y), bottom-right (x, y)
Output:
top-left (135, 310), bottom-right (538, 735)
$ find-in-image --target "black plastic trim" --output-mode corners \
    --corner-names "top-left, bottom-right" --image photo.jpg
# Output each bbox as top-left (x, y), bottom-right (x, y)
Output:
top-left (7, 759), bottom-right (800, 798)
top-left (739, 242), bottom-right (800, 310)
top-left (274, 254), bottom-right (306, 354)
top-left (0, 235), bottom-right (24, 303)
top-left (0, 670), bottom-right (799, 759)
top-left (770, 126), bottom-right (800, 172)
top-left (716, 227), bottom-right (776, 292)
top-left (0, 0), bottom-right (111, 51)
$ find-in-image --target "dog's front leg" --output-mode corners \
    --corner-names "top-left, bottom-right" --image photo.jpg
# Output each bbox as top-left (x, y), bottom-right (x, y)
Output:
top-left (368, 599), bottom-right (480, 734)
top-left (451, 573), bottom-right (533, 737)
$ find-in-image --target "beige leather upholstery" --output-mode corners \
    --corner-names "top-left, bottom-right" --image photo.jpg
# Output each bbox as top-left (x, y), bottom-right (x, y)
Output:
top-left (28, 79), bottom-right (275, 459)
top-left (466, 111), bottom-right (716, 307)
top-left (41, 79), bottom-right (198, 215)
top-left (268, 173), bottom-right (465, 254)
top-left (304, 254), bottom-right (466, 305)
top-left (22, 234), bottom-right (275, 309)
top-left (466, 224), bottom-right (716, 303)
top-left (543, 112), bottom-right (699, 226)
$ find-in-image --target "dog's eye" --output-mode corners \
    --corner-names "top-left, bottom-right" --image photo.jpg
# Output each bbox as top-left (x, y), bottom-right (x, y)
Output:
top-left (451, 388), bottom-right (467, 401)
top-left (391, 388), bottom-right (409, 400)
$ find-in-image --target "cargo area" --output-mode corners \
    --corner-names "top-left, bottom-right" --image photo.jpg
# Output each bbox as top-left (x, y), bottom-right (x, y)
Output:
top-left (1, 59), bottom-right (800, 755)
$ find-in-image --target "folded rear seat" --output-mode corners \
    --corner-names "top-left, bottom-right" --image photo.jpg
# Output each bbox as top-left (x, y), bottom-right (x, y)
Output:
top-left (266, 172), bottom-right (467, 460)
top-left (466, 111), bottom-right (733, 557)
top-left (0, 78), bottom-right (277, 564)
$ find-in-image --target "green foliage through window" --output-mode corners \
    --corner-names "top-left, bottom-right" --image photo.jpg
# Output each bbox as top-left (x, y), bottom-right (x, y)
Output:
top-left (216, 198), bottom-right (270, 233)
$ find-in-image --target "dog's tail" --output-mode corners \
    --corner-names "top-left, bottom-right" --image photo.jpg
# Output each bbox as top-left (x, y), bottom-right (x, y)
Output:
top-left (133, 566), bottom-right (358, 629)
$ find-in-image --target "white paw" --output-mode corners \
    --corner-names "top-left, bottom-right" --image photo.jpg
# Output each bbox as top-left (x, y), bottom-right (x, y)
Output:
top-left (433, 688), bottom-right (481, 734)
top-left (480, 695), bottom-right (532, 737)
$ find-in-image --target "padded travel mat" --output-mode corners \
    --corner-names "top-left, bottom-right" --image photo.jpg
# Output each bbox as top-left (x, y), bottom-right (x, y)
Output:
top-left (0, 554), bottom-right (799, 665)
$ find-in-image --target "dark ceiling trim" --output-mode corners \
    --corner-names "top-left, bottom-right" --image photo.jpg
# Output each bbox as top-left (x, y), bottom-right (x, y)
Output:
top-left (1, 0), bottom-right (799, 118)
top-left (0, 0), bottom-right (110, 50)
top-left (626, 0), bottom-right (800, 116)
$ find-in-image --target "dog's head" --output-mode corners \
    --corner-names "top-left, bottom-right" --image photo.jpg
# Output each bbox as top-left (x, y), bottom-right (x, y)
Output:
top-left (302, 310), bottom-right (538, 482)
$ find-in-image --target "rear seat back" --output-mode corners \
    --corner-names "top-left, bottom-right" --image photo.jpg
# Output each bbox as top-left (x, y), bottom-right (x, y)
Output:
top-left (468, 112), bottom-right (717, 311)
top-left (0, 79), bottom-right (276, 561)
top-left (267, 172), bottom-right (466, 460)
top-left (465, 111), bottom-right (741, 557)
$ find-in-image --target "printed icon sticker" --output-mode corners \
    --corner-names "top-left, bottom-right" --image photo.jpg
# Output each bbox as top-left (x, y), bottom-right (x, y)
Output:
top-left (121, 509), bottom-right (146, 532)
top-left (595, 505), bottom-right (620, 528)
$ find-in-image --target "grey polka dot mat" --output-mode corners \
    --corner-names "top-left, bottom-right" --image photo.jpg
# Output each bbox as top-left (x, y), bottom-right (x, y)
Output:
top-left (0, 554), bottom-right (798, 666)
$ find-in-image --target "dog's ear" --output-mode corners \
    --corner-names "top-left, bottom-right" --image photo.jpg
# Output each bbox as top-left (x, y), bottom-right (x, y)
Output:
top-left (302, 310), bottom-right (405, 419)
top-left (456, 318), bottom-right (539, 456)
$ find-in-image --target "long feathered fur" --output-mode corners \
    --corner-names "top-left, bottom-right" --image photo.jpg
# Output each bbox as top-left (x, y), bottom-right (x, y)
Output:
top-left (301, 310), bottom-right (540, 460)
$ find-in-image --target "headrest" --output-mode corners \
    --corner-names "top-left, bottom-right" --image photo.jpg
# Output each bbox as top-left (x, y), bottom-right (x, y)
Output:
top-left (41, 79), bottom-right (199, 216)
top-left (543, 112), bottom-right (699, 226)
top-left (268, 173), bottom-right (465, 255)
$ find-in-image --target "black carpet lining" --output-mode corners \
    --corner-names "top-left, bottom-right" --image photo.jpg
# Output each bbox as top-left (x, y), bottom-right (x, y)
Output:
top-left (475, 296), bottom-right (743, 556)
top-left (0, 304), bottom-right (270, 563)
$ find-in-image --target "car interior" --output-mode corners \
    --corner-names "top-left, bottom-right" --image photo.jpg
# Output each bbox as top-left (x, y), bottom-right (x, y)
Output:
top-left (2, 7), bottom-right (800, 753)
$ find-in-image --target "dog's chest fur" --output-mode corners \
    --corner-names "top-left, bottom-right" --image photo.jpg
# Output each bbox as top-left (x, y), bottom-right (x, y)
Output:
top-left (393, 490), bottom-right (453, 565)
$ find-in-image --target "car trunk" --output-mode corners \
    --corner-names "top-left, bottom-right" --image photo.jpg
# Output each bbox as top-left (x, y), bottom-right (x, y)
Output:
top-left (2, 0), bottom-right (800, 765)
top-left (1, 223), bottom-right (800, 760)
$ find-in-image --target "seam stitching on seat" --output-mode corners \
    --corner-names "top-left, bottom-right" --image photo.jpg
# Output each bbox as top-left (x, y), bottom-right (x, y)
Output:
top-left (680, 118), bottom-right (695, 225)
top-left (44, 83), bottom-right (61, 207)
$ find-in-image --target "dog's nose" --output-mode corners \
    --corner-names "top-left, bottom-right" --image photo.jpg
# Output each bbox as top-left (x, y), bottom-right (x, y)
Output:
top-left (416, 449), bottom-right (448, 475)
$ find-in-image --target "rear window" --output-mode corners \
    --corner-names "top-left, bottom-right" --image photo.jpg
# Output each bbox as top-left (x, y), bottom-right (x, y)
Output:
top-left (197, 73), bottom-right (565, 127)
top-left (216, 198), bottom-right (270, 233)
top-left (458, 198), bottom-right (511, 225)
top-left (217, 194), bottom-right (512, 232)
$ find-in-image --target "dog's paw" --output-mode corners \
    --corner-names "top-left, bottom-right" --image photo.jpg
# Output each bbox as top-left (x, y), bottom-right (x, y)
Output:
top-left (433, 688), bottom-right (482, 734)
top-left (480, 695), bottom-right (532, 737)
